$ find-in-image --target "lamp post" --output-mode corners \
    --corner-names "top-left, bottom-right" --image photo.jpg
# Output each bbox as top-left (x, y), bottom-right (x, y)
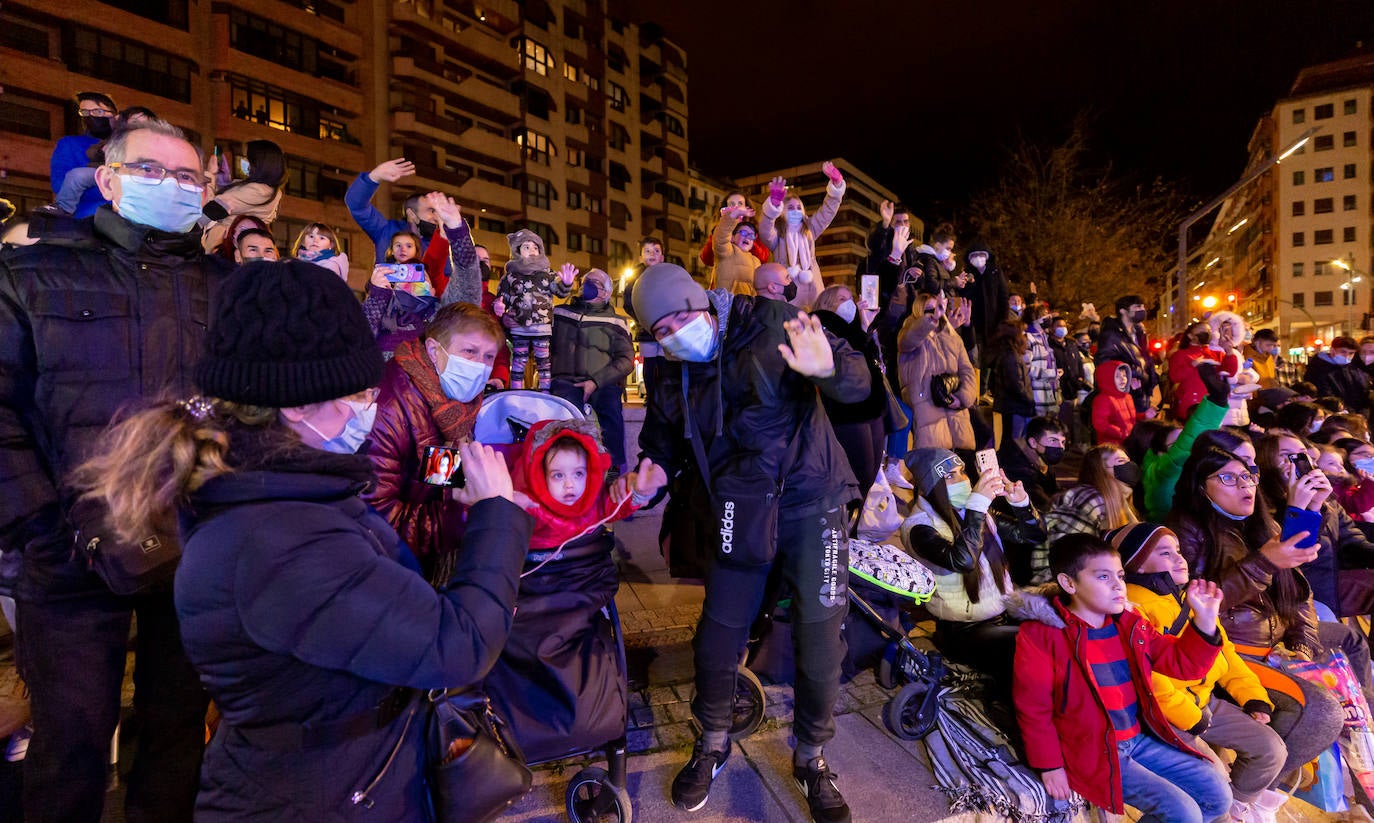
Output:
top-left (1174, 126), bottom-right (1320, 334)
top-left (1334, 256), bottom-right (1365, 336)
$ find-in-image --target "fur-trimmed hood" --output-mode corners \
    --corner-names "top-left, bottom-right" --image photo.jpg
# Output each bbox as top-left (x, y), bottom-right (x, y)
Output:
top-left (1003, 583), bottom-right (1143, 630)
top-left (517, 418), bottom-right (611, 518)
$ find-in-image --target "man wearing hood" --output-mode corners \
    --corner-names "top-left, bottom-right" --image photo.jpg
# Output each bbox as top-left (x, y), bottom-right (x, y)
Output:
top-left (49, 92), bottom-right (117, 219)
top-left (634, 263), bottom-right (869, 823)
top-left (551, 269), bottom-right (635, 472)
top-left (1304, 335), bottom-right (1371, 415)
top-left (963, 244), bottom-right (1010, 367)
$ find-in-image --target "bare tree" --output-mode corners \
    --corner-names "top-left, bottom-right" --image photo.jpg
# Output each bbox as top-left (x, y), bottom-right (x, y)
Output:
top-left (967, 116), bottom-right (1183, 316)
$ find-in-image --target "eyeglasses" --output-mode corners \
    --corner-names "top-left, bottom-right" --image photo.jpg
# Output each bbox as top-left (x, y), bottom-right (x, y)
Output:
top-left (80, 108), bottom-right (115, 118)
top-left (107, 162), bottom-right (204, 193)
top-left (1209, 471), bottom-right (1259, 488)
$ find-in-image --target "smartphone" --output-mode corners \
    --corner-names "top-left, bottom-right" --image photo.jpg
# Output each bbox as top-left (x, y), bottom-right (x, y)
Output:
top-left (1289, 452), bottom-right (1314, 478)
top-left (860, 274), bottom-right (878, 307)
top-left (975, 448), bottom-right (999, 478)
top-left (376, 263), bottom-right (427, 283)
top-left (1281, 507), bottom-right (1319, 549)
top-left (421, 445), bottom-right (465, 488)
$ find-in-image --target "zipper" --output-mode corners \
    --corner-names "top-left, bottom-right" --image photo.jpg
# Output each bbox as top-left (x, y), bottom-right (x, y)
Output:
top-left (349, 699), bottom-right (419, 808)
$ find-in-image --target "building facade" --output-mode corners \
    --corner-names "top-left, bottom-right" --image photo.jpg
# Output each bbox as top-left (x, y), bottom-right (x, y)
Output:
top-left (0, 0), bottom-right (692, 291)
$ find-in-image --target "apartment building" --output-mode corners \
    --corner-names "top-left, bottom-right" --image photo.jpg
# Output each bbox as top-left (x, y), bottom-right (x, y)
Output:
top-left (0, 0), bottom-right (692, 290)
top-left (1205, 53), bottom-right (1374, 346)
top-left (733, 158), bottom-right (913, 291)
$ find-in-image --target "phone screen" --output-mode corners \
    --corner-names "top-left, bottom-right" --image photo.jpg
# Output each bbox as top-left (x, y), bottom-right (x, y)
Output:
top-left (421, 446), bottom-right (465, 488)
top-left (861, 275), bottom-right (878, 307)
top-left (1289, 452), bottom-right (1314, 477)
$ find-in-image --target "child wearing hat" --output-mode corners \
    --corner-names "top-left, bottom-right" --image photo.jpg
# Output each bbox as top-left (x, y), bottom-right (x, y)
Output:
top-left (495, 228), bottom-right (573, 390)
top-left (1112, 523), bottom-right (1292, 823)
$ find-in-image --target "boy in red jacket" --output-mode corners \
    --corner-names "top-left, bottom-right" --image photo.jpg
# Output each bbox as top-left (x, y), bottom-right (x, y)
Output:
top-left (1091, 360), bottom-right (1136, 445)
top-left (1012, 533), bottom-right (1231, 821)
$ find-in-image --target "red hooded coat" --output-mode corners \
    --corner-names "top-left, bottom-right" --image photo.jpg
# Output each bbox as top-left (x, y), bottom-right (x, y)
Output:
top-left (1091, 360), bottom-right (1137, 445)
top-left (514, 419), bottom-right (638, 549)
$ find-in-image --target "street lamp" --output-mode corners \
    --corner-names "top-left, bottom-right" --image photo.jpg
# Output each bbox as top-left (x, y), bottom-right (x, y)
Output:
top-left (1334, 257), bottom-right (1364, 335)
top-left (1174, 126), bottom-right (1321, 334)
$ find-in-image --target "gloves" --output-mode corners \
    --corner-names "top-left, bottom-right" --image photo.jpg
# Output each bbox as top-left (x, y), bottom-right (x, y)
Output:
top-left (821, 161), bottom-right (844, 186)
top-left (768, 177), bottom-right (786, 206)
top-left (1196, 362), bottom-right (1231, 407)
top-left (1186, 705), bottom-right (1213, 736)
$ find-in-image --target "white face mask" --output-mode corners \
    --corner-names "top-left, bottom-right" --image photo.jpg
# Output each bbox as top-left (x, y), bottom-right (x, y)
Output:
top-left (436, 344), bottom-right (493, 402)
top-left (969, 254), bottom-right (987, 271)
top-left (660, 313), bottom-right (718, 362)
top-left (335, 399), bottom-right (377, 453)
top-left (836, 299), bottom-right (857, 324)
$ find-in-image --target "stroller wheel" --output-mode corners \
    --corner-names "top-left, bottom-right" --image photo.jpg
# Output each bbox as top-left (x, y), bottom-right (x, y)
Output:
top-left (883, 680), bottom-right (937, 740)
top-left (566, 766), bottom-right (633, 823)
top-left (728, 665), bottom-right (766, 741)
top-left (876, 644), bottom-right (899, 690)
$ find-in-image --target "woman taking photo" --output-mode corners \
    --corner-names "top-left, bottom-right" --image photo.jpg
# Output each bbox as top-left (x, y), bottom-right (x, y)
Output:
top-left (74, 260), bottom-right (531, 819)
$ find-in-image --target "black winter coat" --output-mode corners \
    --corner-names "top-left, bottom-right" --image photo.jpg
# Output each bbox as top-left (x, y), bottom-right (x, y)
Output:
top-left (1095, 317), bottom-right (1157, 411)
top-left (1299, 500), bottom-right (1374, 616)
top-left (991, 348), bottom-right (1035, 417)
top-left (813, 309), bottom-right (886, 425)
top-left (0, 208), bottom-right (229, 596)
top-left (1049, 336), bottom-right (1085, 397)
top-left (551, 299), bottom-right (635, 389)
top-left (965, 246), bottom-right (1010, 357)
top-left (1304, 354), bottom-right (1371, 414)
top-left (176, 431), bottom-right (530, 820)
top-left (639, 291), bottom-right (869, 576)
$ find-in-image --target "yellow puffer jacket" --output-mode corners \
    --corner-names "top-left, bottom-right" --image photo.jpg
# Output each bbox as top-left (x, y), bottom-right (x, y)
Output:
top-left (1127, 578), bottom-right (1272, 731)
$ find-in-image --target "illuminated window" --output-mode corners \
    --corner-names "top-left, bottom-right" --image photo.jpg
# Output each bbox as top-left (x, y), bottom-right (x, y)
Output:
top-left (515, 128), bottom-right (555, 164)
top-left (563, 63), bottom-right (581, 83)
top-left (520, 38), bottom-right (553, 75)
top-left (608, 82), bottom-right (629, 112)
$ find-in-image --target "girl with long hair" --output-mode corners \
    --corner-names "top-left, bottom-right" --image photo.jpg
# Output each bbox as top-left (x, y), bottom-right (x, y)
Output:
top-left (1040, 444), bottom-right (1140, 581)
top-left (200, 139), bottom-right (286, 253)
top-left (72, 259), bottom-right (530, 819)
top-left (291, 222), bottom-right (350, 282)
top-left (757, 162), bottom-right (846, 309)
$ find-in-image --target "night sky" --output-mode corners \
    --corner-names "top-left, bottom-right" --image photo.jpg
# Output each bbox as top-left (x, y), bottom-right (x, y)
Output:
top-left (652, 0), bottom-right (1374, 220)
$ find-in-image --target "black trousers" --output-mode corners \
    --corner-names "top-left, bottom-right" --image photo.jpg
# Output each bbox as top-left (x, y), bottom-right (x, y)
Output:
top-left (832, 417), bottom-right (884, 499)
top-left (17, 589), bottom-right (208, 823)
top-left (691, 498), bottom-right (850, 747)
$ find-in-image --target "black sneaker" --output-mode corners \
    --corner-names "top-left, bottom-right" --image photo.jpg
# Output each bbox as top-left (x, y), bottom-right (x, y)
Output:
top-left (671, 737), bottom-right (731, 812)
top-left (793, 756), bottom-right (851, 823)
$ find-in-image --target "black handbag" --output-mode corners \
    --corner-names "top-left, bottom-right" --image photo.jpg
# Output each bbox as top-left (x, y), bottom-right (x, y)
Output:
top-left (350, 690), bottom-right (530, 822)
top-left (929, 373), bottom-right (961, 409)
top-left (68, 495), bottom-right (181, 595)
top-left (426, 689), bottom-right (531, 823)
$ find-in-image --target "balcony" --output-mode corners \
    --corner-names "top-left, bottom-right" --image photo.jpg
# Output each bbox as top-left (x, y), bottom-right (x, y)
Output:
top-left (392, 53), bottom-right (472, 97)
top-left (451, 128), bottom-right (522, 171)
top-left (393, 2), bottom-right (520, 78)
top-left (410, 159), bottom-right (474, 191)
top-left (458, 176), bottom-right (521, 216)
top-left (453, 75), bottom-right (522, 125)
top-left (394, 109), bottom-right (472, 144)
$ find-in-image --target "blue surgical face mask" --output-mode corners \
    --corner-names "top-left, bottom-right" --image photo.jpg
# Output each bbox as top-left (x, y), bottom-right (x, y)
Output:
top-left (1053, 326), bottom-right (1069, 339)
top-left (115, 175), bottom-right (204, 233)
top-left (333, 399), bottom-right (377, 453)
top-left (301, 404), bottom-right (357, 454)
top-left (1355, 457), bottom-right (1374, 476)
top-left (836, 299), bottom-right (857, 324)
top-left (946, 478), bottom-right (973, 510)
top-left (1333, 354), bottom-right (1352, 366)
top-left (785, 210), bottom-right (805, 228)
top-left (660, 313), bottom-right (718, 362)
top-left (436, 345), bottom-right (493, 402)
top-left (1207, 495), bottom-right (1249, 521)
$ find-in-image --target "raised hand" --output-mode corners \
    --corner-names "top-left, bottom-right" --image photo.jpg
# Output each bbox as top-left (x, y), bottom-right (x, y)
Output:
top-left (1002, 472), bottom-right (1029, 506)
top-left (1185, 579), bottom-right (1224, 634)
top-left (559, 262), bottom-right (578, 285)
top-left (432, 194), bottom-right (463, 228)
top-left (821, 161), bottom-right (844, 186)
top-left (768, 176), bottom-right (787, 206)
top-left (879, 199), bottom-right (895, 228)
top-left (892, 224), bottom-right (913, 259)
top-left (723, 204), bottom-right (755, 221)
top-left (369, 158), bottom-right (416, 184)
top-left (451, 441), bottom-right (515, 506)
top-left (778, 312), bottom-right (836, 378)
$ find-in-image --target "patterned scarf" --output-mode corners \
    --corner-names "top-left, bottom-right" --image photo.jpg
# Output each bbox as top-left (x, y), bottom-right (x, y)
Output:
top-left (392, 337), bottom-right (481, 442)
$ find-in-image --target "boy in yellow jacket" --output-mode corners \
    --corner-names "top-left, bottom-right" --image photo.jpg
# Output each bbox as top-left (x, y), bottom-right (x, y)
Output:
top-left (1110, 523), bottom-right (1290, 823)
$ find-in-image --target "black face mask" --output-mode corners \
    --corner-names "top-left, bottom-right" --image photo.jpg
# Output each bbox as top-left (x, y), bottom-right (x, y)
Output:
top-left (1039, 445), bottom-right (1065, 465)
top-left (782, 281), bottom-right (798, 302)
top-left (478, 261), bottom-right (492, 281)
top-left (1131, 308), bottom-right (1147, 324)
top-left (416, 220), bottom-right (437, 240)
top-left (84, 115), bottom-right (112, 139)
top-left (582, 281), bottom-right (599, 301)
top-left (1113, 461), bottom-right (1141, 486)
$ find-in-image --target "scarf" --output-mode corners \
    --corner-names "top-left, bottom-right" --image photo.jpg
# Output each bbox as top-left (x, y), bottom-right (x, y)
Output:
top-left (392, 337), bottom-right (481, 442)
top-left (782, 224), bottom-right (815, 276)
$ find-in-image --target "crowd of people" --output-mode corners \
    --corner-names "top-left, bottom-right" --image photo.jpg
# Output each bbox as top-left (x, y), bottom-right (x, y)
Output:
top-left (4, 93), bottom-right (1374, 823)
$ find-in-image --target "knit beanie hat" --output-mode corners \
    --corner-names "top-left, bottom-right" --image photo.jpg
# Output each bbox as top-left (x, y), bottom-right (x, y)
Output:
top-left (196, 259), bottom-right (384, 407)
top-left (631, 263), bottom-right (709, 329)
top-left (904, 447), bottom-right (964, 496)
top-left (506, 228), bottom-right (546, 257)
top-left (1106, 523), bottom-right (1175, 573)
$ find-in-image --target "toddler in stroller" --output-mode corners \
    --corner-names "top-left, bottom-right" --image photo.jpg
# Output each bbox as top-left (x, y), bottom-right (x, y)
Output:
top-left (474, 391), bottom-right (665, 821)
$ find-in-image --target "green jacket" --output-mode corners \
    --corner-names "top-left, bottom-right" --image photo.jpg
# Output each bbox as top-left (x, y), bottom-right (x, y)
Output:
top-left (551, 299), bottom-right (634, 389)
top-left (1143, 399), bottom-right (1228, 521)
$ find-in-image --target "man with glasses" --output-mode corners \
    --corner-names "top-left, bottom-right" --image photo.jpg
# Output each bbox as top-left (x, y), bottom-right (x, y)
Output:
top-left (1, 118), bottom-right (229, 822)
top-left (49, 92), bottom-right (119, 219)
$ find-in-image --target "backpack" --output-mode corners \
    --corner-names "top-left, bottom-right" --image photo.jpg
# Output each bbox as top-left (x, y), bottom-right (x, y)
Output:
top-left (922, 671), bottom-right (1086, 822)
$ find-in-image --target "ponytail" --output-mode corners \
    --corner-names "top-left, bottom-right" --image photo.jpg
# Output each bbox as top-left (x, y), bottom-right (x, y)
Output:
top-left (72, 397), bottom-right (276, 544)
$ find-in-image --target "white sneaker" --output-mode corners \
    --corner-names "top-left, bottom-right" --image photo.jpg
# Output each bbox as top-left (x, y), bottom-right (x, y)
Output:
top-left (1230, 799), bottom-right (1259, 823)
top-left (1250, 788), bottom-right (1290, 823)
top-left (883, 460), bottom-right (914, 490)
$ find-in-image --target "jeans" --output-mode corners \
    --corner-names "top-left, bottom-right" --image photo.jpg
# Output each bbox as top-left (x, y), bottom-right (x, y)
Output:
top-left (56, 166), bottom-right (98, 213)
top-left (16, 591), bottom-right (208, 823)
top-left (691, 497), bottom-right (849, 747)
top-left (1117, 733), bottom-right (1231, 823)
top-left (589, 383), bottom-right (627, 471)
top-left (885, 396), bottom-right (913, 459)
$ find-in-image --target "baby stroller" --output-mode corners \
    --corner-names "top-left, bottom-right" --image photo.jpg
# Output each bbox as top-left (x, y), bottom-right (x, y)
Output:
top-left (729, 535), bottom-right (944, 743)
top-left (473, 390), bottom-right (632, 822)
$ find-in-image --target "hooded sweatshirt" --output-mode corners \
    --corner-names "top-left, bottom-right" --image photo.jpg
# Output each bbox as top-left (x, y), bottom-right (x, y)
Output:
top-left (1091, 360), bottom-right (1136, 445)
top-left (513, 418), bottom-right (637, 549)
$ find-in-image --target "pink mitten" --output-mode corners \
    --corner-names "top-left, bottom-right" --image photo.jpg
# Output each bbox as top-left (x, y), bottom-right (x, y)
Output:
top-left (768, 177), bottom-right (786, 205)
